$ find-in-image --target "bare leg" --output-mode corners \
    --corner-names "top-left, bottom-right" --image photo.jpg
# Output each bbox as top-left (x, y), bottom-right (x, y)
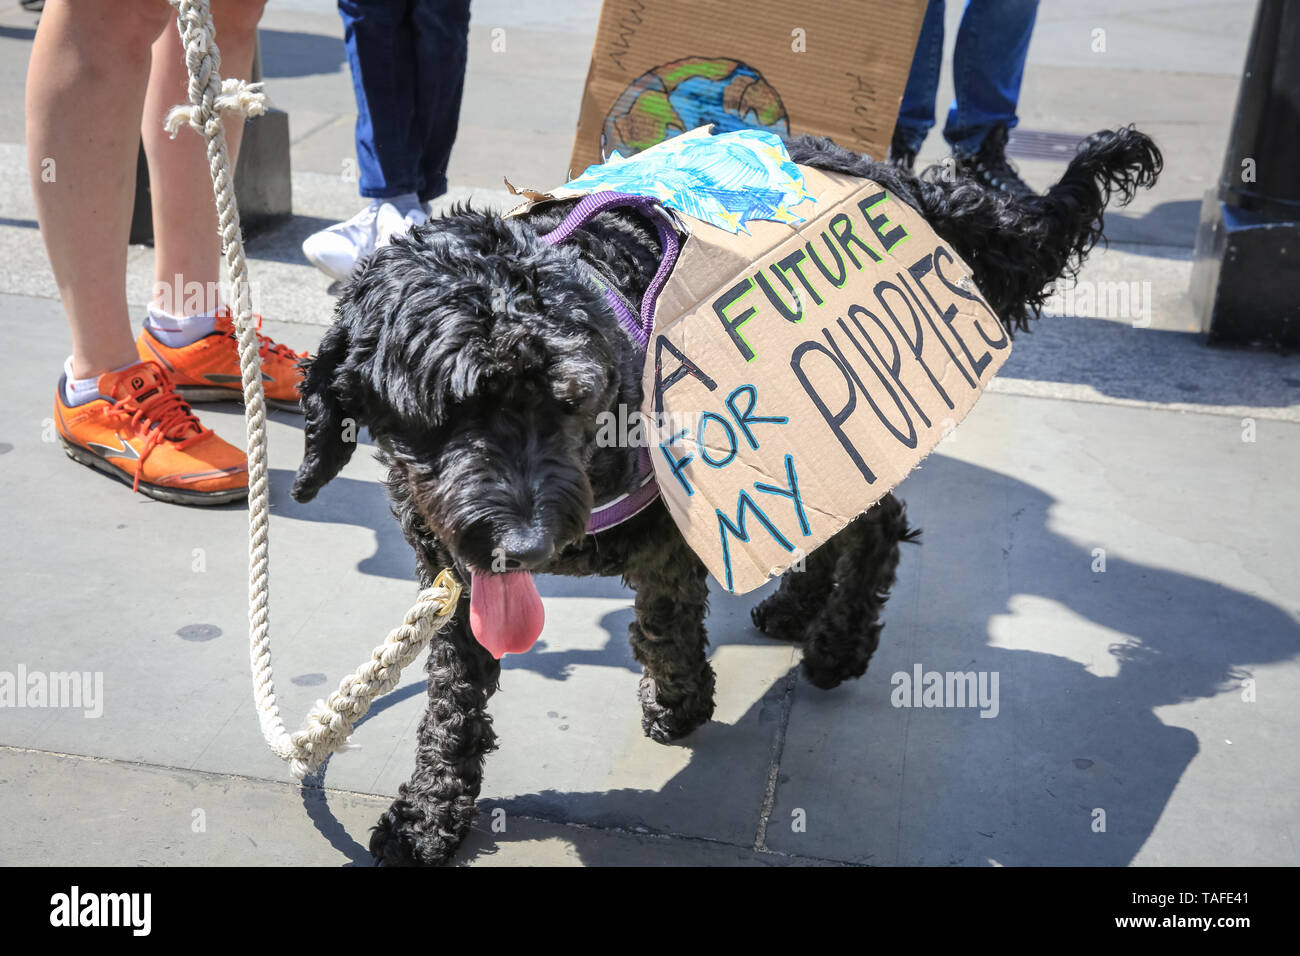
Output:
top-left (142, 0), bottom-right (266, 308)
top-left (25, 0), bottom-right (172, 378)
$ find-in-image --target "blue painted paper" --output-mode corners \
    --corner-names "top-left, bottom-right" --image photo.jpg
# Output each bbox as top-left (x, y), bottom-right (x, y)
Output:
top-left (565, 126), bottom-right (815, 234)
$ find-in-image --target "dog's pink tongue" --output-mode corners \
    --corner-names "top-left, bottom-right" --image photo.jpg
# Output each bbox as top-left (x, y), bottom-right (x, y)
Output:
top-left (468, 570), bottom-right (545, 659)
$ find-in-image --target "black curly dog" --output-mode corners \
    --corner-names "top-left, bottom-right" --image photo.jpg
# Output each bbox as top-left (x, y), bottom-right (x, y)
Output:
top-left (291, 129), bottom-right (1161, 865)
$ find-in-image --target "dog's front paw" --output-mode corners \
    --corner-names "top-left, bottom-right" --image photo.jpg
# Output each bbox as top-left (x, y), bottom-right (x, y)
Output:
top-left (370, 796), bottom-right (473, 866)
top-left (637, 673), bottom-right (715, 743)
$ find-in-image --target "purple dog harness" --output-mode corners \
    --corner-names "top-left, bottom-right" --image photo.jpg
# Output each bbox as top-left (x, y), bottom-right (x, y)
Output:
top-left (538, 191), bottom-right (682, 534)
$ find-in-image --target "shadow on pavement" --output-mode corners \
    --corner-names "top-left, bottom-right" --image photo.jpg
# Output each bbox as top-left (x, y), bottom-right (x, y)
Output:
top-left (270, 465), bottom-right (419, 580)
top-left (245, 214), bottom-right (347, 268)
top-left (471, 455), bottom-right (1299, 865)
top-left (0, 25), bottom-right (37, 42)
top-left (1000, 316), bottom-right (1300, 409)
top-left (258, 28), bottom-right (347, 79)
top-left (283, 454), bottom-right (1299, 865)
top-left (1103, 199), bottom-right (1201, 251)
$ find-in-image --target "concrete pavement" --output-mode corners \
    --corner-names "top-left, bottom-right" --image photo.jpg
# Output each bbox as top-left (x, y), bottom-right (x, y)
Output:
top-left (0, 0), bottom-right (1297, 866)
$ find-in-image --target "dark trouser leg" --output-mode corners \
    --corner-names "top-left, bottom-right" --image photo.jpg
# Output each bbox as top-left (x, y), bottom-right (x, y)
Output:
top-left (409, 0), bottom-right (470, 203)
top-left (338, 0), bottom-right (423, 199)
top-left (895, 0), bottom-right (946, 155)
top-left (945, 0), bottom-right (1040, 155)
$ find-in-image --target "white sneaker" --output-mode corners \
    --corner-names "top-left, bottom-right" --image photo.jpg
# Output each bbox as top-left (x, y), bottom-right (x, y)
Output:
top-left (375, 201), bottom-right (432, 249)
top-left (301, 200), bottom-right (383, 283)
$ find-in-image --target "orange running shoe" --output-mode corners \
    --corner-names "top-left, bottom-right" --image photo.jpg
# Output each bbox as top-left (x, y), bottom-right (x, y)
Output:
top-left (55, 361), bottom-right (248, 505)
top-left (136, 308), bottom-right (307, 411)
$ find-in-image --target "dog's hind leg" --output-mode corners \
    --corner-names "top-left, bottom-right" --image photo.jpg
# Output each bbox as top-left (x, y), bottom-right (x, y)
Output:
top-left (371, 589), bottom-right (501, 866)
top-left (625, 530), bottom-right (717, 743)
top-left (751, 541), bottom-right (838, 642)
top-left (800, 493), bottom-right (916, 690)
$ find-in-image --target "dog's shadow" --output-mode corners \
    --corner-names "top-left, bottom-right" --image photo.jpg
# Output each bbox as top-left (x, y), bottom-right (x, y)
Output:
top-left (283, 454), bottom-right (1300, 866)
top-left (270, 457), bottom-right (420, 581)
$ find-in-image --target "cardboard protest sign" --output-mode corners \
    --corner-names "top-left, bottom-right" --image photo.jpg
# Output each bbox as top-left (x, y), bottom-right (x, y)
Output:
top-left (569, 0), bottom-right (928, 175)
top-left (506, 128), bottom-right (1010, 594)
top-left (642, 166), bottom-right (1012, 594)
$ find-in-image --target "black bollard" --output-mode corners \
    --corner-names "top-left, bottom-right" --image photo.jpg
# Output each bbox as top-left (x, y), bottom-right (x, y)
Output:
top-left (1190, 0), bottom-right (1300, 350)
top-left (129, 36), bottom-right (292, 246)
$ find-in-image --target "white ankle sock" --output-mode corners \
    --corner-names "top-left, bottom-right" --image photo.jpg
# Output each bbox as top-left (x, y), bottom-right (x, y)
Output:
top-left (145, 305), bottom-right (218, 347)
top-left (63, 356), bottom-right (103, 406)
top-left (62, 356), bottom-right (137, 406)
top-left (388, 192), bottom-right (424, 217)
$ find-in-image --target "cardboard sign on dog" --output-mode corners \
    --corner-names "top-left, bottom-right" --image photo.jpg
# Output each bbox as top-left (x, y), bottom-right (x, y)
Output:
top-left (510, 129), bottom-right (1010, 593)
top-left (640, 167), bottom-right (1011, 594)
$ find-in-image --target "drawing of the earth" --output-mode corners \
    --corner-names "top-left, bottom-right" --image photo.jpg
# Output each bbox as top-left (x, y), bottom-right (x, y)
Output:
top-left (601, 57), bottom-right (790, 160)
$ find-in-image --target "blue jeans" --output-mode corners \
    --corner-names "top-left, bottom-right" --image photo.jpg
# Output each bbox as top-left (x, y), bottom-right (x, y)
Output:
top-left (337, 0), bottom-right (471, 202)
top-left (896, 0), bottom-right (1039, 157)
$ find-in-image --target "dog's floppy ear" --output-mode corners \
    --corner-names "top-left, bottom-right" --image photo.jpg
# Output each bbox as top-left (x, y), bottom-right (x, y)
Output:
top-left (292, 313), bottom-right (363, 503)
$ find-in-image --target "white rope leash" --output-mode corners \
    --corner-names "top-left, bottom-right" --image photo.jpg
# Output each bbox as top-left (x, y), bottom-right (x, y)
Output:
top-left (167, 0), bottom-right (461, 779)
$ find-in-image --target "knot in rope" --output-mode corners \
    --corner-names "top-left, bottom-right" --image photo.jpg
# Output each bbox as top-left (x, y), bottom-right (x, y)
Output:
top-left (165, 78), bottom-right (268, 138)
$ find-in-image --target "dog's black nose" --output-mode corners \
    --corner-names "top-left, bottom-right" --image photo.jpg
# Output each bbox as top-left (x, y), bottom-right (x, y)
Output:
top-left (494, 532), bottom-right (555, 571)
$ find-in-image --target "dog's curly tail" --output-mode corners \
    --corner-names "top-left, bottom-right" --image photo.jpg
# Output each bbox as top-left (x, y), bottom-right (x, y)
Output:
top-left (1037, 125), bottom-right (1163, 279)
top-left (914, 125), bottom-right (1162, 332)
